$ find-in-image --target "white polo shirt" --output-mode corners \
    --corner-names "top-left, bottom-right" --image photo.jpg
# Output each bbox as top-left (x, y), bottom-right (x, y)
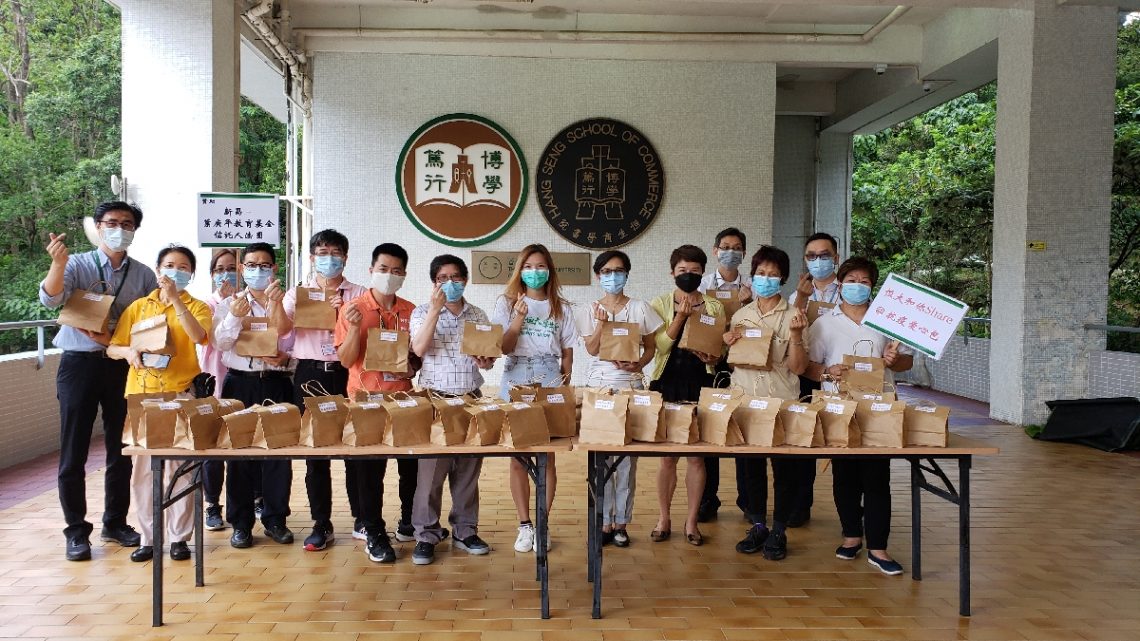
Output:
top-left (808, 306), bottom-right (911, 394)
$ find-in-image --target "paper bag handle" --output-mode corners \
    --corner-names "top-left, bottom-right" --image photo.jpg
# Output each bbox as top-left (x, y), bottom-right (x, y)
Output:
top-left (851, 339), bottom-right (876, 357)
top-left (300, 380), bottom-right (333, 398)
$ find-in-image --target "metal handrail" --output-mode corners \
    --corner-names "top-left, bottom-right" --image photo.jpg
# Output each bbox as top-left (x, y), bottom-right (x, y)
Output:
top-left (0, 319), bottom-right (58, 370)
top-left (1084, 323), bottom-right (1140, 334)
top-left (959, 316), bottom-right (990, 345)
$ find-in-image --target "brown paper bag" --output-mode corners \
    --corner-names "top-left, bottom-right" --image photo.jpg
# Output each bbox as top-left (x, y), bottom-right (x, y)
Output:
top-left (138, 400), bottom-right (181, 448)
top-left (256, 403), bottom-right (302, 448)
top-left (465, 400), bottom-right (506, 446)
top-left (381, 394), bottom-right (433, 446)
top-left (235, 317), bottom-right (279, 358)
top-left (58, 288), bottom-right (113, 333)
top-left (343, 401), bottom-right (387, 447)
top-left (780, 400), bottom-right (825, 448)
top-left (732, 396), bottom-right (784, 446)
top-left (848, 390), bottom-right (898, 403)
top-left (353, 389), bottom-right (387, 403)
top-left (217, 407), bottom-right (265, 449)
top-left (806, 301), bottom-right (836, 325)
top-left (727, 323), bottom-right (774, 370)
top-left (662, 402), bottom-right (699, 445)
top-left (578, 388), bottom-right (631, 446)
top-left (679, 312), bottom-right (726, 357)
top-left (500, 402), bottom-right (551, 448)
top-left (431, 396), bottom-right (473, 446)
top-left (697, 388), bottom-right (745, 446)
top-left (173, 397), bottom-right (222, 450)
top-left (904, 402), bottom-right (950, 447)
top-left (818, 398), bottom-right (860, 448)
top-left (125, 392), bottom-right (176, 446)
top-left (842, 352), bottom-right (887, 395)
top-left (461, 322), bottom-right (503, 358)
top-left (627, 390), bottom-right (665, 443)
top-left (856, 400), bottom-right (906, 448)
top-left (511, 385), bottom-right (578, 438)
top-left (215, 398), bottom-right (246, 417)
top-left (364, 327), bottom-right (410, 374)
top-left (300, 395), bottom-right (349, 447)
top-left (130, 314), bottom-right (173, 355)
top-left (598, 321), bottom-right (641, 362)
top-left (710, 288), bottom-right (744, 322)
top-left (293, 287), bottom-right (336, 330)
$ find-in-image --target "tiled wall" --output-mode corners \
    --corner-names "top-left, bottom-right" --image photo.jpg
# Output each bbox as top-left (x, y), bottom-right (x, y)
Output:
top-left (897, 335), bottom-right (991, 403)
top-left (1089, 350), bottom-right (1140, 398)
top-left (0, 352), bottom-right (65, 469)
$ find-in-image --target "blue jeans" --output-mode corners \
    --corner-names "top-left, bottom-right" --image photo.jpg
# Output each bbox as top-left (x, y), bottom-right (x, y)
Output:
top-left (499, 354), bottom-right (562, 401)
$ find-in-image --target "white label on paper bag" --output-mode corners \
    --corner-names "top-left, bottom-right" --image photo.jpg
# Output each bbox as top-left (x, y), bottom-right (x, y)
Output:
top-left (219, 400), bottom-right (234, 407)
top-left (82, 292), bottom-right (105, 302)
top-left (612, 327), bottom-right (629, 336)
top-left (825, 402), bottom-right (846, 414)
top-left (159, 402), bottom-right (180, 411)
top-left (139, 316), bottom-right (162, 330)
top-left (445, 397), bottom-right (466, 406)
top-left (360, 402), bottom-right (381, 410)
top-left (713, 393), bottom-right (731, 400)
top-left (916, 406), bottom-right (937, 414)
top-left (743, 329), bottom-right (763, 339)
top-left (748, 399), bottom-right (769, 410)
top-left (197, 405), bottom-right (215, 415)
top-left (307, 290), bottom-right (326, 301)
top-left (546, 394), bottom-right (565, 404)
top-left (268, 405), bottom-right (288, 414)
top-left (715, 290), bottom-right (733, 299)
top-left (476, 324), bottom-right (492, 332)
top-left (380, 331), bottom-right (399, 342)
top-left (512, 402), bottom-right (530, 410)
top-left (854, 362), bottom-right (873, 372)
top-left (483, 404), bottom-right (500, 411)
top-left (664, 403), bottom-right (682, 411)
top-left (709, 402), bottom-right (727, 412)
top-left (594, 399), bottom-right (615, 410)
top-left (633, 395), bottom-right (652, 407)
top-left (318, 402), bottom-right (337, 413)
top-left (250, 322), bottom-right (268, 332)
top-left (788, 404), bottom-right (806, 414)
top-left (699, 314), bottom-right (715, 325)
top-left (520, 394), bottom-right (536, 403)
top-left (871, 402), bottom-right (892, 412)
top-left (396, 399), bottom-right (417, 408)
top-left (861, 394), bottom-right (883, 401)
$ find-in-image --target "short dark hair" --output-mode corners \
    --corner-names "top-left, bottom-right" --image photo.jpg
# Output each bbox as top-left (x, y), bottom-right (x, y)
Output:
top-left (429, 254), bottom-right (468, 282)
top-left (593, 250), bottom-right (631, 274)
top-left (242, 242), bottom-right (276, 264)
top-left (715, 227), bottom-right (747, 251)
top-left (669, 244), bottom-right (707, 270)
top-left (372, 243), bottom-right (408, 268)
top-left (805, 232), bottom-right (838, 253)
top-left (95, 201), bottom-right (143, 227)
top-left (209, 248), bottom-right (237, 273)
top-left (837, 256), bottom-right (879, 285)
top-left (156, 245), bottom-right (197, 273)
top-left (309, 229), bottom-right (348, 255)
top-left (750, 245), bottom-right (790, 285)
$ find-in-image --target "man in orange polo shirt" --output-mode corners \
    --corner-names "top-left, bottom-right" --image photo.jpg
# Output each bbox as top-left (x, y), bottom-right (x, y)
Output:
top-left (335, 243), bottom-right (420, 563)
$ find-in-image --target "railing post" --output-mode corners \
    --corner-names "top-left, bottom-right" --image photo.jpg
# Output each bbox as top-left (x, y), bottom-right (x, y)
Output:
top-left (36, 325), bottom-right (45, 370)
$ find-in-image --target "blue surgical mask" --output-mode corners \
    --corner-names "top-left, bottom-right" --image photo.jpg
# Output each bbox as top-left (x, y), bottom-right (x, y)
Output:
top-left (807, 257), bottom-right (836, 280)
top-left (718, 250), bottom-right (744, 270)
top-left (600, 272), bottom-right (627, 295)
top-left (441, 280), bottom-right (465, 302)
top-left (751, 275), bottom-right (781, 299)
top-left (161, 268), bottom-right (192, 292)
top-left (841, 282), bottom-right (872, 305)
top-left (102, 227), bottom-right (134, 252)
top-left (521, 268), bottom-right (549, 290)
top-left (213, 271), bottom-right (237, 290)
top-left (243, 267), bottom-right (272, 291)
top-left (313, 255), bottom-right (345, 279)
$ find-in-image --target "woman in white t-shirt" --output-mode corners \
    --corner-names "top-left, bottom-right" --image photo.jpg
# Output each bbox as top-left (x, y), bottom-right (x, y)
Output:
top-left (806, 257), bottom-right (913, 577)
top-left (576, 250), bottom-right (664, 548)
top-left (492, 244), bottom-right (578, 554)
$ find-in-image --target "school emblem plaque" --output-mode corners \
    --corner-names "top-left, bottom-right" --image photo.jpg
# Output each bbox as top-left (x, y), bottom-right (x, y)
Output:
top-left (396, 113), bottom-right (528, 247)
top-left (536, 118), bottom-right (665, 249)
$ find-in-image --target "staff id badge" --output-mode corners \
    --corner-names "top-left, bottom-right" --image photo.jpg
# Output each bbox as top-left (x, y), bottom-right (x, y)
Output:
top-left (320, 342), bottom-right (337, 357)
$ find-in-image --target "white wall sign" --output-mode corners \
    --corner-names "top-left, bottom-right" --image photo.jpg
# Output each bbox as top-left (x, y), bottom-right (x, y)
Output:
top-left (198, 192), bottom-right (280, 247)
top-left (863, 273), bottom-right (969, 360)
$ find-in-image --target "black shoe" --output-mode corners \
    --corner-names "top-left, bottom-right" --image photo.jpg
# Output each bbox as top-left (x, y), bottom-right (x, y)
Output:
top-left (65, 536), bottom-right (91, 562)
top-left (696, 500), bottom-right (720, 523)
top-left (303, 522), bottom-right (334, 551)
top-left (205, 504), bottom-right (225, 531)
top-left (613, 528), bottom-right (631, 548)
top-left (412, 541), bottom-right (435, 565)
top-left (230, 528), bottom-right (252, 549)
top-left (735, 525), bottom-right (769, 554)
top-left (601, 530), bottom-right (616, 547)
top-left (787, 509), bottom-right (811, 528)
top-left (100, 524), bottom-right (141, 547)
top-left (366, 533), bottom-right (396, 563)
top-left (264, 524), bottom-right (294, 545)
top-left (762, 530), bottom-right (787, 561)
top-left (130, 546), bottom-right (154, 562)
top-left (169, 541), bottom-right (191, 561)
top-left (835, 542), bottom-right (863, 560)
top-left (395, 520), bottom-right (415, 543)
top-left (454, 534), bottom-right (491, 555)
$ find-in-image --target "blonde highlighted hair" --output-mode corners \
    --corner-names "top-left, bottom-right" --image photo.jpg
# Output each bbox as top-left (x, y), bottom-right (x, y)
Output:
top-left (503, 243), bottom-right (568, 321)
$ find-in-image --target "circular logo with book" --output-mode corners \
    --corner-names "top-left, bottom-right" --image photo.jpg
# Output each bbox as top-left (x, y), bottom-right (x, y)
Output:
top-left (396, 114), bottom-right (528, 247)
top-left (536, 118), bottom-right (665, 249)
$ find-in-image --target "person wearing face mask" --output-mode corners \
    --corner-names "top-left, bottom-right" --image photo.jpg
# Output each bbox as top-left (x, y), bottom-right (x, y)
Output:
top-left (39, 201), bottom-right (157, 561)
top-left (696, 227), bottom-right (753, 523)
top-left (107, 245), bottom-right (212, 562)
top-left (278, 230), bottom-right (369, 553)
top-left (491, 244), bottom-right (578, 554)
top-left (722, 246), bottom-right (809, 561)
top-left (212, 243), bottom-right (295, 549)
top-left (335, 243), bottom-right (421, 563)
top-left (648, 245), bottom-right (726, 547)
top-left (408, 255), bottom-right (497, 566)
top-left (575, 250), bottom-right (663, 548)
top-left (806, 257), bottom-right (913, 576)
top-left (197, 249), bottom-right (238, 532)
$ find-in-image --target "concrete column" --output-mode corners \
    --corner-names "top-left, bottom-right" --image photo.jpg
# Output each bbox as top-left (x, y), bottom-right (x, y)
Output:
top-left (773, 116), bottom-right (818, 255)
top-left (990, 1), bottom-right (1117, 424)
top-left (119, 0), bottom-right (239, 299)
top-left (815, 130), bottom-right (853, 258)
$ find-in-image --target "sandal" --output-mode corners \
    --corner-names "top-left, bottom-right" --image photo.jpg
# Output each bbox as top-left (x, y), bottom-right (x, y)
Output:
top-left (686, 531), bottom-right (704, 546)
top-left (650, 529), bottom-right (671, 542)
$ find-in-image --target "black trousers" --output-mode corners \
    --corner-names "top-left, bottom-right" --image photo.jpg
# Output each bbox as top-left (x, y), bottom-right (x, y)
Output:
top-left (294, 360), bottom-right (354, 524)
top-left (700, 361), bottom-right (732, 509)
top-left (793, 375), bottom-right (822, 513)
top-left (56, 352), bottom-right (132, 539)
top-left (736, 457), bottom-right (804, 528)
top-left (355, 458), bottom-right (419, 537)
top-left (203, 461), bottom-right (223, 505)
top-left (832, 459), bottom-right (892, 550)
top-left (222, 371), bottom-right (294, 530)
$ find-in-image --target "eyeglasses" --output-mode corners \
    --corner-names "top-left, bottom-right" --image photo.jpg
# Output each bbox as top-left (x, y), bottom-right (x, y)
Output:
top-left (805, 252), bottom-right (833, 260)
top-left (374, 267), bottom-right (406, 277)
top-left (243, 262), bottom-right (273, 271)
top-left (98, 219), bottom-right (136, 231)
top-left (212, 266), bottom-right (237, 274)
top-left (599, 268), bottom-right (627, 276)
top-left (313, 250), bottom-right (346, 258)
top-left (434, 276), bottom-right (466, 285)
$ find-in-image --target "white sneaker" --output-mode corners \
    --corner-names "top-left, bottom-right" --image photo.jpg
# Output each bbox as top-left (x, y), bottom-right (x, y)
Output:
top-left (514, 523), bottom-right (535, 553)
top-left (351, 523), bottom-right (367, 541)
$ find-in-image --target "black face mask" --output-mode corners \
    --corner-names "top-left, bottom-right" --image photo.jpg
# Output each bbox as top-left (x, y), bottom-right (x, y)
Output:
top-left (674, 272), bottom-right (702, 294)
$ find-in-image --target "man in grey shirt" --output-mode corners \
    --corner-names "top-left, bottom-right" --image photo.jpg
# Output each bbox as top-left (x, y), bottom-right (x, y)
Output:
top-left (39, 202), bottom-right (158, 561)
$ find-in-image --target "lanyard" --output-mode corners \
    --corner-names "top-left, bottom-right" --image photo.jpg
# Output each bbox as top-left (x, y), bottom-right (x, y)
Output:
top-left (94, 252), bottom-right (132, 298)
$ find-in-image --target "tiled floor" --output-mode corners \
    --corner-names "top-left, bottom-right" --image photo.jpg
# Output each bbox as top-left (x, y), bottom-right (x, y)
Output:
top-left (1, 386), bottom-right (1139, 640)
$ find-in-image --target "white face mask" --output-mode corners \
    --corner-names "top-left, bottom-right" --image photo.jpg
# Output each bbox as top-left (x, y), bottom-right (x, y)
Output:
top-left (102, 227), bottom-right (134, 252)
top-left (371, 271), bottom-right (405, 296)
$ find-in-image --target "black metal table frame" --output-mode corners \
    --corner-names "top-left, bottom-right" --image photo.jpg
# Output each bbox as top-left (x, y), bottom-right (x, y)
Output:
top-left (149, 451), bottom-right (550, 627)
top-left (585, 451), bottom-right (972, 619)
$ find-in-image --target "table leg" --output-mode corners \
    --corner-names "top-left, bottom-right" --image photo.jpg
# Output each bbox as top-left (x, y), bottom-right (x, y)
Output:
top-left (534, 453), bottom-right (550, 619)
top-left (586, 452), bottom-right (596, 584)
top-left (911, 458), bottom-right (922, 582)
top-left (152, 456), bottom-right (165, 627)
top-left (591, 452), bottom-right (606, 619)
top-left (959, 456), bottom-right (972, 617)
top-left (194, 469), bottom-right (204, 588)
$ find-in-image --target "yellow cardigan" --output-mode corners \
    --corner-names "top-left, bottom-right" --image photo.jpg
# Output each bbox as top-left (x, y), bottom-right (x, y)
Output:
top-left (648, 291), bottom-right (726, 382)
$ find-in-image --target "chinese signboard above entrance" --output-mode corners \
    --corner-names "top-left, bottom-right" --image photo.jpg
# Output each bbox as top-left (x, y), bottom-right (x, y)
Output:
top-left (863, 273), bottom-right (969, 360)
top-left (396, 113), bottom-right (528, 247)
top-left (197, 193), bottom-right (280, 247)
top-left (536, 118), bottom-right (665, 250)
